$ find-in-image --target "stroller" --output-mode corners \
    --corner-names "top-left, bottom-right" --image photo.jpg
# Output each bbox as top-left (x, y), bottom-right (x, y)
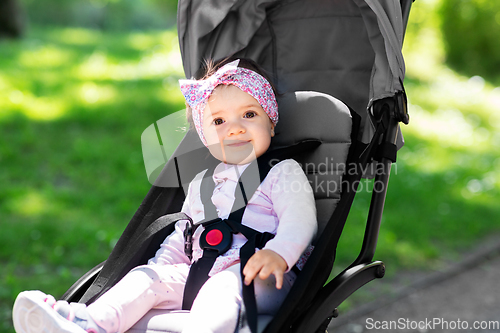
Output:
top-left (61, 0), bottom-right (412, 332)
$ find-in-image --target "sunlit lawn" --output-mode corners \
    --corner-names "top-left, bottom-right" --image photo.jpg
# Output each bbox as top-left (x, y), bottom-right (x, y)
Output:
top-left (0, 26), bottom-right (186, 331)
top-left (1, 12), bottom-right (500, 331)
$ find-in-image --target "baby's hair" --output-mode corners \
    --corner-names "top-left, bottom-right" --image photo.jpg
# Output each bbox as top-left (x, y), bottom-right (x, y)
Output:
top-left (185, 57), bottom-right (278, 128)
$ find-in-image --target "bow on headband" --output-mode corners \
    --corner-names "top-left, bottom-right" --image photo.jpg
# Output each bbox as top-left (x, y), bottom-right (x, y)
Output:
top-left (179, 60), bottom-right (278, 145)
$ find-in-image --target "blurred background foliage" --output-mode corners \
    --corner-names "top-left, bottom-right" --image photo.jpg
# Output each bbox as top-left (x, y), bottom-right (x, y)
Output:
top-left (18, 0), bottom-right (178, 31)
top-left (0, 0), bottom-right (499, 331)
top-left (439, 0), bottom-right (500, 85)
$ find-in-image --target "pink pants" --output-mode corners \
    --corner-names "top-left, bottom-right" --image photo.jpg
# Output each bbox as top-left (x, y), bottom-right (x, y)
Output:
top-left (86, 263), bottom-right (296, 333)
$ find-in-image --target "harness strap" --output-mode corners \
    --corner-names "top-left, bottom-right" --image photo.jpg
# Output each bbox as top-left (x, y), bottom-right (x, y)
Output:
top-left (239, 230), bottom-right (276, 333)
top-left (181, 156), bottom-right (272, 318)
top-left (181, 248), bottom-right (219, 310)
top-left (181, 140), bottom-right (322, 332)
top-left (181, 160), bottom-right (262, 311)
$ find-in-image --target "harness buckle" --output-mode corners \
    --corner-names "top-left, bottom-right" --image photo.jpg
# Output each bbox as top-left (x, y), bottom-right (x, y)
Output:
top-left (199, 219), bottom-right (234, 255)
top-left (183, 221), bottom-right (194, 261)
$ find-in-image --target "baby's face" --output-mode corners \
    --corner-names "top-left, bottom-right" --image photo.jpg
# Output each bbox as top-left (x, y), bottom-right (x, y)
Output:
top-left (202, 85), bottom-right (275, 165)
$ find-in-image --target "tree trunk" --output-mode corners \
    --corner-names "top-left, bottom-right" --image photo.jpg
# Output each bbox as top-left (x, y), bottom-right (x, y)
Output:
top-left (0, 0), bottom-right (25, 38)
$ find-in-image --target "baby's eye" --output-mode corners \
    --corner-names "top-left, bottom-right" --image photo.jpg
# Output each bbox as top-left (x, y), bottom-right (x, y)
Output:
top-left (244, 111), bottom-right (256, 119)
top-left (213, 118), bottom-right (225, 125)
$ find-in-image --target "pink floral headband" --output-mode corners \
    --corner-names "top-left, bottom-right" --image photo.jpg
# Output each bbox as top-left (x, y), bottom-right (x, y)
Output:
top-left (179, 59), bottom-right (278, 145)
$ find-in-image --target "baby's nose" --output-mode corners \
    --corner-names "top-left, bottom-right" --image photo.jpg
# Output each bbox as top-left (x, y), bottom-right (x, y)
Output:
top-left (227, 121), bottom-right (246, 135)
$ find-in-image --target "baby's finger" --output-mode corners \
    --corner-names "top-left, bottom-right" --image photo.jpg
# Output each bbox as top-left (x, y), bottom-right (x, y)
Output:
top-left (243, 268), bottom-right (256, 286)
top-left (274, 270), bottom-right (284, 289)
top-left (257, 263), bottom-right (273, 281)
top-left (243, 261), bottom-right (261, 285)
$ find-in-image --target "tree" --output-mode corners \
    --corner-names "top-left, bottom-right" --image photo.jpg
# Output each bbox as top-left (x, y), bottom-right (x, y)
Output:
top-left (0, 0), bottom-right (25, 38)
top-left (439, 0), bottom-right (500, 83)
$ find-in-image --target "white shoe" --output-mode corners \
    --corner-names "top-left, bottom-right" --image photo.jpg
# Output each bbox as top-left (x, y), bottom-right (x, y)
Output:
top-left (13, 291), bottom-right (88, 333)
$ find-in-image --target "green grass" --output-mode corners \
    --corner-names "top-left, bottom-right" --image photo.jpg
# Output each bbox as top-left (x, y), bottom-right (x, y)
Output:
top-left (0, 26), bottom-right (186, 331)
top-left (1, 13), bottom-right (500, 331)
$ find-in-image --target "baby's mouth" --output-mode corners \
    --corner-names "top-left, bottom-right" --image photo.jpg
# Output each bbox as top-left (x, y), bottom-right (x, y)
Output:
top-left (226, 140), bottom-right (251, 147)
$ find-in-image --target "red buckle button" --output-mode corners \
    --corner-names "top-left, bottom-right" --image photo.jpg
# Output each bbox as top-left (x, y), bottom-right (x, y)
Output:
top-left (206, 229), bottom-right (223, 246)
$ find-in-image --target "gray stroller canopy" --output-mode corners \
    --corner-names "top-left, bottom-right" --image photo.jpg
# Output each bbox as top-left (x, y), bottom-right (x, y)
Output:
top-left (177, 0), bottom-right (407, 143)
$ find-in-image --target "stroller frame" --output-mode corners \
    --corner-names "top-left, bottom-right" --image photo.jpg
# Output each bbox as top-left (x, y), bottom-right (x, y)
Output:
top-left (62, 1), bottom-right (414, 332)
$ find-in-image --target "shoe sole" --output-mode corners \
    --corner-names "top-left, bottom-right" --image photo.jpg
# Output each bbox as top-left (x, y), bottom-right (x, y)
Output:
top-left (13, 291), bottom-right (87, 333)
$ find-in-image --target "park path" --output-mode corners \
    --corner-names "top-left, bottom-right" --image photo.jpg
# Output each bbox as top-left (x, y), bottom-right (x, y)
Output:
top-left (329, 236), bottom-right (500, 333)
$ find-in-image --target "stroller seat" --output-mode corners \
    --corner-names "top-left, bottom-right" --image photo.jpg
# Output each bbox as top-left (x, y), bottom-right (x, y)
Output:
top-left (122, 90), bottom-right (353, 333)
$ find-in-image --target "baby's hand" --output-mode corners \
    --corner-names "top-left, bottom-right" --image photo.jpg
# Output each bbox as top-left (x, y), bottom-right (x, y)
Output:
top-left (242, 249), bottom-right (288, 289)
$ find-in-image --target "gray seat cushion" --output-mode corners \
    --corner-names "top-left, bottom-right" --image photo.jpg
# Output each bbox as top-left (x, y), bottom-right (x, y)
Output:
top-left (273, 91), bottom-right (352, 237)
